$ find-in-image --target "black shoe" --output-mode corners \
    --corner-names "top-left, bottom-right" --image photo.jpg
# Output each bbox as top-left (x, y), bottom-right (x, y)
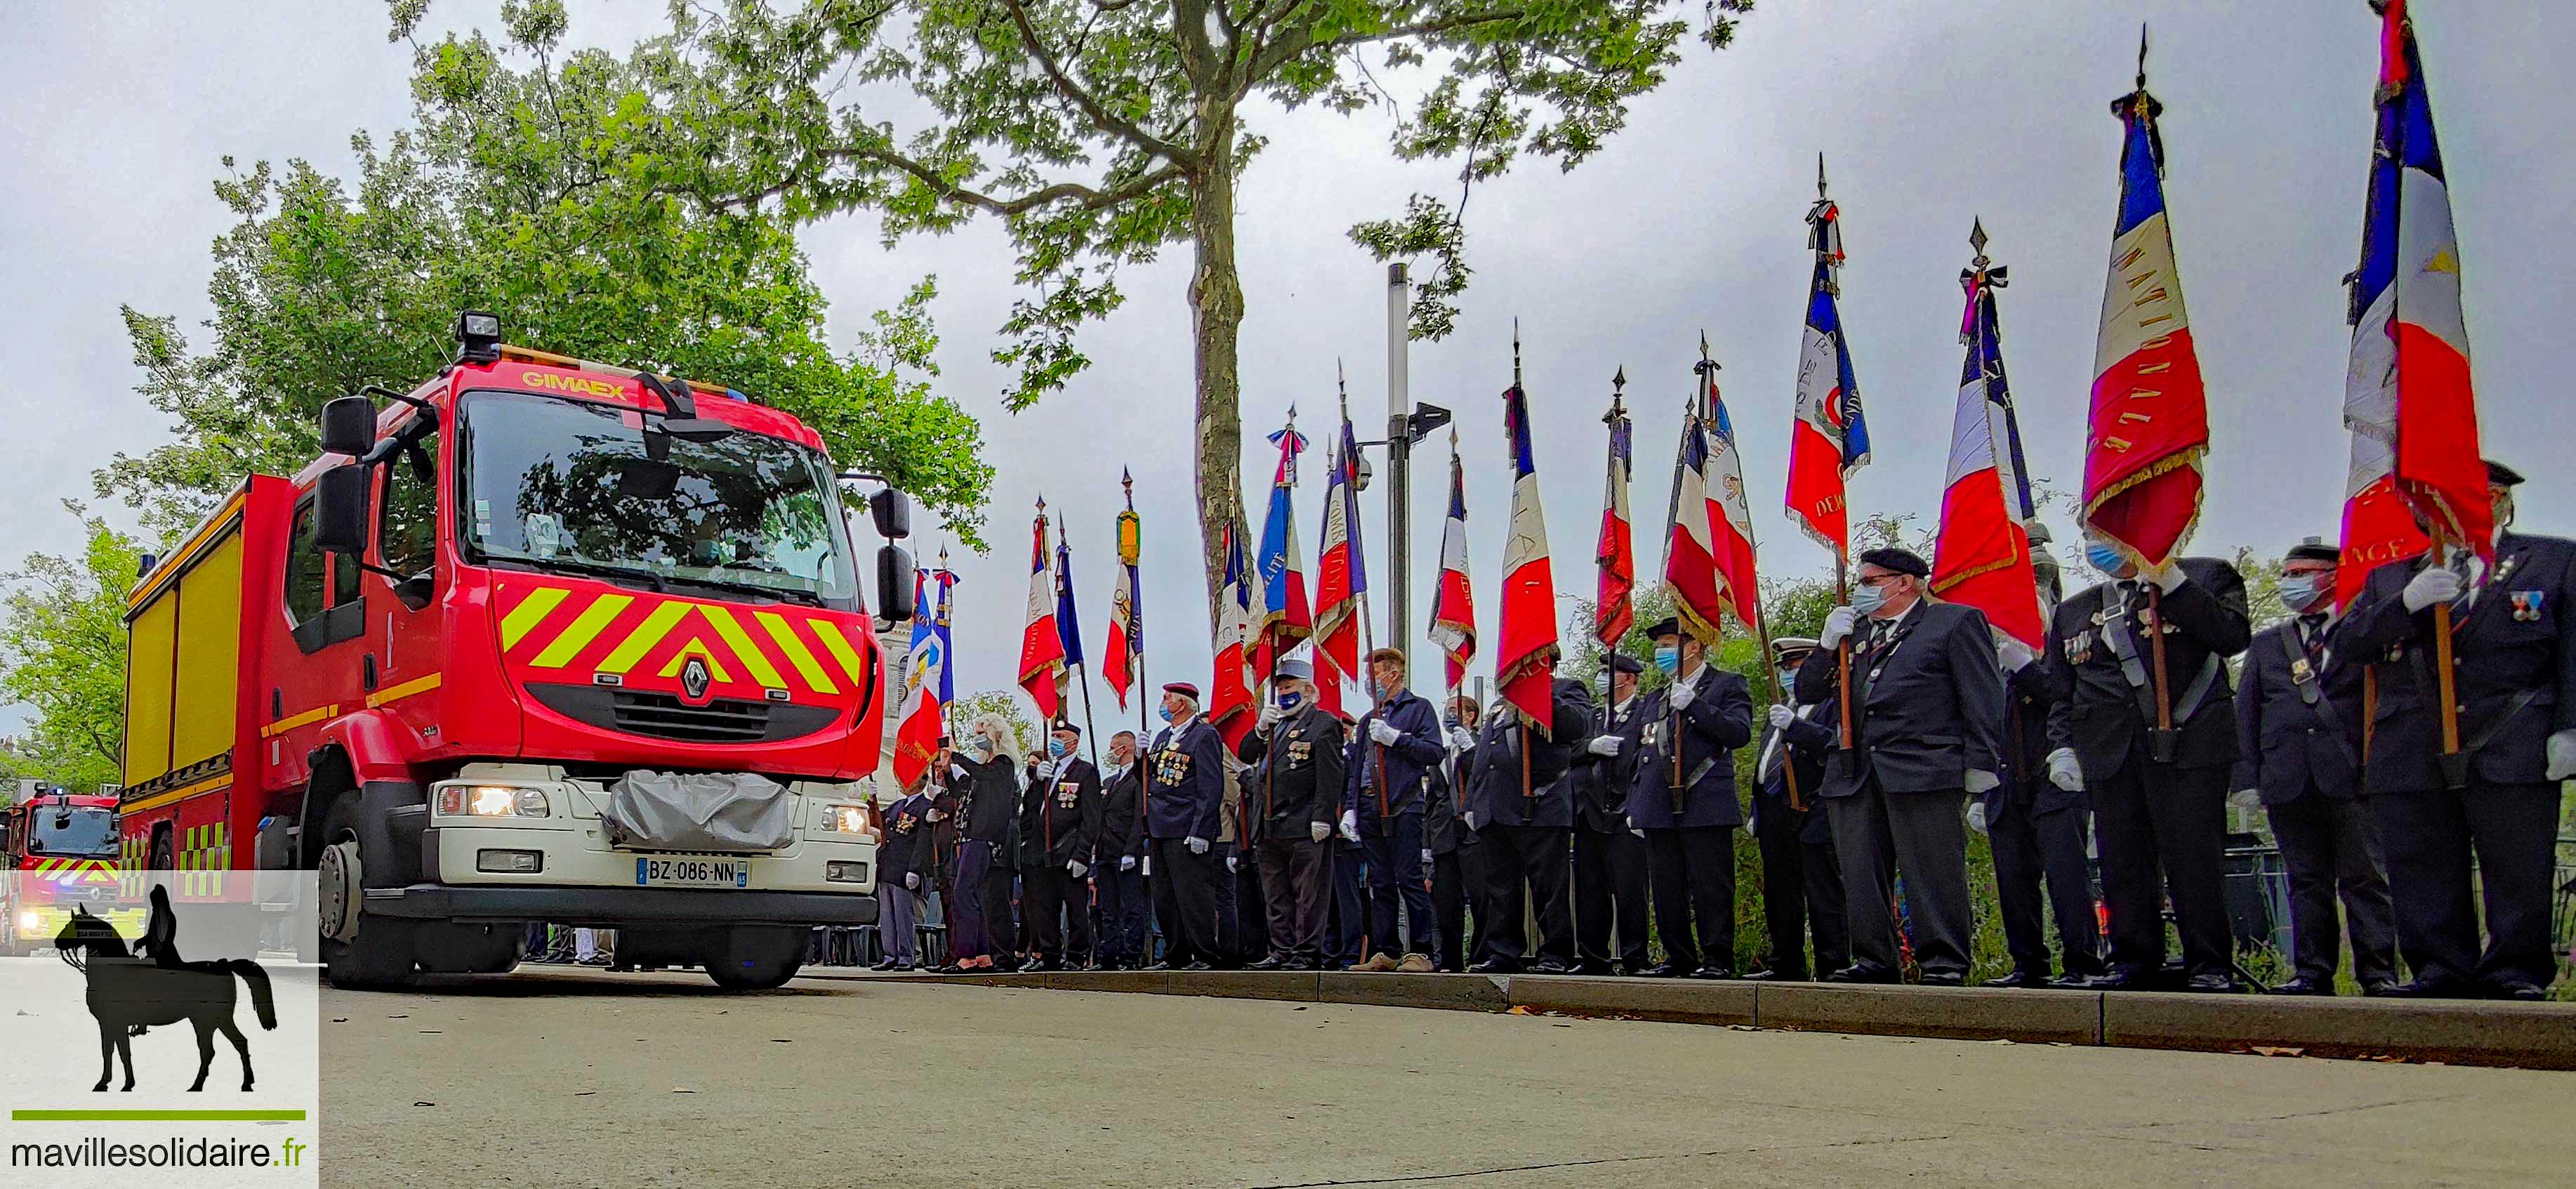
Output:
top-left (1142, 961), bottom-right (1177, 972)
top-left (2360, 979), bottom-right (2399, 997)
top-left (1177, 960), bottom-right (1213, 972)
top-left (2488, 979), bottom-right (2548, 1001)
top-left (2086, 969), bottom-right (2151, 992)
top-left (1246, 955), bottom-right (1288, 971)
top-left (1570, 961), bottom-right (1616, 977)
top-left (1467, 959), bottom-right (1521, 975)
top-left (2045, 972), bottom-right (2101, 990)
top-left (1915, 971), bottom-right (1965, 987)
top-left (1823, 964), bottom-right (1901, 985)
top-left (2267, 975), bottom-right (2332, 996)
top-left (889, 961), bottom-right (915, 972)
top-left (1636, 962), bottom-right (1684, 979)
top-left (2184, 973), bottom-right (2240, 994)
top-left (1529, 958), bottom-right (1574, 975)
top-left (2379, 975), bottom-right (2477, 999)
top-left (1279, 957), bottom-right (1319, 972)
top-left (1739, 968), bottom-right (1783, 982)
top-left (1018, 958), bottom-right (1052, 974)
top-left (1689, 966), bottom-right (1736, 980)
top-left (1982, 970), bottom-right (2046, 989)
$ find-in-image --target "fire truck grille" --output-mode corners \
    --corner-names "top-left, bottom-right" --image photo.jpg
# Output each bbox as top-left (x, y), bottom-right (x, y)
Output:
top-left (527, 683), bottom-right (840, 744)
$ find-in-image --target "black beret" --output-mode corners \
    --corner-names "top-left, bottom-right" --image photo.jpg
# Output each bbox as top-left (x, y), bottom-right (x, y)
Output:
top-left (2285, 537), bottom-right (2339, 565)
top-left (1606, 652), bottom-right (1646, 675)
top-left (2488, 459), bottom-right (2525, 488)
top-left (1642, 615), bottom-right (1683, 640)
top-left (1856, 546), bottom-right (1929, 579)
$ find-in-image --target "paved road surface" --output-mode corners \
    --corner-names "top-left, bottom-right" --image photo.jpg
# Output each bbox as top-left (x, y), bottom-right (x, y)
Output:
top-left (322, 968), bottom-right (2566, 1188)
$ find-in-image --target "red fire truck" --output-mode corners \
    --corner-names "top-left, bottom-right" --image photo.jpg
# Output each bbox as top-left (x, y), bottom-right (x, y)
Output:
top-left (118, 312), bottom-right (915, 990)
top-left (1, 788), bottom-right (131, 956)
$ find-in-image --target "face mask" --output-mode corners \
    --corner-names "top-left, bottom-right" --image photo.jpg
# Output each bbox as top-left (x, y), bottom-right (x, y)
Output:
top-left (1652, 645), bottom-right (1680, 675)
top-left (1851, 581), bottom-right (1892, 615)
top-left (967, 737), bottom-right (994, 758)
top-left (2493, 492), bottom-right (2516, 529)
top-left (1047, 738), bottom-right (1069, 758)
top-left (1277, 690), bottom-right (1304, 711)
top-left (1158, 704), bottom-right (1177, 723)
top-left (2085, 542), bottom-right (2127, 574)
top-left (2278, 573), bottom-right (2332, 611)
top-left (1776, 667), bottom-right (1796, 688)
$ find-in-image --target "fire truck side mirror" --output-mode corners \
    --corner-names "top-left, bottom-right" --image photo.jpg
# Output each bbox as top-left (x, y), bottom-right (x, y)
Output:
top-left (321, 395), bottom-right (378, 458)
top-left (316, 464), bottom-right (375, 557)
top-left (876, 545), bottom-right (917, 621)
top-left (868, 487), bottom-right (912, 540)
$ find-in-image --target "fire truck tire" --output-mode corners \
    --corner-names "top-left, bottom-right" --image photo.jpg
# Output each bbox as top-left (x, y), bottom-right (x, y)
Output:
top-left (317, 793), bottom-right (418, 990)
top-left (704, 926), bottom-right (806, 991)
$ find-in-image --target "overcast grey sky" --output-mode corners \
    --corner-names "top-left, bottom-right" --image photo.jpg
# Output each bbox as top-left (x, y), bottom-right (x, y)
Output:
top-left (6, 1), bottom-right (2571, 728)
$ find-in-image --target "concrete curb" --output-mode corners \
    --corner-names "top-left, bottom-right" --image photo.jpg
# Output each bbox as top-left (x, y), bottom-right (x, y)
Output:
top-left (823, 970), bottom-right (2576, 1070)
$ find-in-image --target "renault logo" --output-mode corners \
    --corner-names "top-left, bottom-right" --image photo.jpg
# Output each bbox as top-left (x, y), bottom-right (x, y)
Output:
top-left (680, 657), bottom-right (713, 702)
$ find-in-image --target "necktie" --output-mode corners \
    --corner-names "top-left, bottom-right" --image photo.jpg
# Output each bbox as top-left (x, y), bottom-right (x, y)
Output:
top-left (2299, 614), bottom-right (2327, 665)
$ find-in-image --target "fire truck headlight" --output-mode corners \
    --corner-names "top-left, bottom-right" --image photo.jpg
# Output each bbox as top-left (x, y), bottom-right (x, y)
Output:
top-left (435, 785), bottom-right (551, 819)
top-left (15, 909), bottom-right (39, 933)
top-left (819, 803), bottom-right (871, 836)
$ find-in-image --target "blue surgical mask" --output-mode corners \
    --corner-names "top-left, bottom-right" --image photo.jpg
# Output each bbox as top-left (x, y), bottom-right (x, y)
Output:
top-left (1047, 738), bottom-right (1069, 758)
top-left (2085, 542), bottom-right (2127, 574)
top-left (1652, 645), bottom-right (1680, 675)
top-left (1851, 581), bottom-right (1892, 615)
top-left (1158, 704), bottom-right (1177, 723)
top-left (2278, 573), bottom-right (2332, 612)
top-left (1277, 690), bottom-right (1304, 711)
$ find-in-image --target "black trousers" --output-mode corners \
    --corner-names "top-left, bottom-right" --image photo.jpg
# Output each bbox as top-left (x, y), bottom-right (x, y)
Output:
top-left (1255, 835), bottom-right (1332, 961)
top-left (2267, 792), bottom-right (2397, 986)
top-left (2090, 758), bottom-right (2231, 979)
top-left (1752, 808), bottom-right (1849, 978)
top-left (1019, 864), bottom-right (1090, 961)
top-left (1431, 848), bottom-right (1467, 972)
top-left (981, 850), bottom-right (1019, 959)
top-left (1328, 839), bottom-right (1369, 963)
top-left (1458, 835), bottom-right (1493, 966)
top-left (1222, 846), bottom-right (1267, 962)
top-left (1644, 827), bottom-right (1736, 971)
top-left (1362, 813), bottom-right (1435, 957)
top-left (1148, 837), bottom-right (1220, 965)
top-left (2371, 780), bottom-right (2561, 990)
top-left (1571, 825), bottom-right (1650, 970)
top-left (1826, 782), bottom-right (1974, 978)
top-left (1472, 824), bottom-right (1573, 967)
top-left (1990, 798), bottom-right (2104, 979)
top-left (1092, 862), bottom-right (1149, 965)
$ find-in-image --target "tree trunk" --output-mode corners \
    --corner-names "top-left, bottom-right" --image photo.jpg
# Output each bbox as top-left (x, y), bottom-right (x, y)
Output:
top-left (1187, 102), bottom-right (1244, 631)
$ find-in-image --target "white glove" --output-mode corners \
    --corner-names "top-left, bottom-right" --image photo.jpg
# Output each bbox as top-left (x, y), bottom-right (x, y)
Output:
top-left (1964, 769), bottom-right (1999, 795)
top-left (1368, 718), bottom-right (1402, 747)
top-left (1587, 736), bottom-right (1621, 757)
top-left (2142, 560), bottom-right (2186, 593)
top-left (1420, 848), bottom-right (1434, 867)
top-left (2046, 748), bottom-right (2084, 792)
top-left (904, 872), bottom-right (920, 890)
top-left (1669, 681), bottom-right (1696, 711)
top-left (1997, 638), bottom-right (2037, 672)
top-left (2230, 789), bottom-right (2263, 810)
top-left (1338, 809), bottom-right (1360, 842)
top-left (1067, 859), bottom-right (1088, 879)
top-left (1185, 836), bottom-right (1210, 855)
top-left (1627, 814), bottom-right (1643, 839)
top-left (2547, 730), bottom-right (2576, 782)
top-left (1463, 810), bottom-right (1480, 831)
top-left (1767, 704), bottom-right (1795, 730)
top-left (1448, 727), bottom-right (1475, 751)
top-left (1118, 854), bottom-right (1137, 872)
top-left (1819, 605), bottom-right (1858, 650)
top-left (950, 763), bottom-right (970, 782)
top-left (2403, 566), bottom-right (2464, 612)
top-left (1965, 802), bottom-right (1989, 834)
top-left (925, 808), bottom-right (946, 822)
top-left (1257, 703), bottom-right (1283, 730)
top-left (1309, 820), bottom-right (1331, 843)
top-left (1226, 855), bottom-right (1238, 873)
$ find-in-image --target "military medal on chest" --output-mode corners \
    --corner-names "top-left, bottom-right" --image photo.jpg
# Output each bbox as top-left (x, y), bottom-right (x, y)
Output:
top-left (1155, 744), bottom-right (1190, 784)
top-left (1057, 781), bottom-right (1080, 808)
top-left (2511, 589), bottom-right (2545, 622)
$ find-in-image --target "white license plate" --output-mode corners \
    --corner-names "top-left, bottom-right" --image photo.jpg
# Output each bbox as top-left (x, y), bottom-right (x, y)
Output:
top-left (634, 855), bottom-right (751, 888)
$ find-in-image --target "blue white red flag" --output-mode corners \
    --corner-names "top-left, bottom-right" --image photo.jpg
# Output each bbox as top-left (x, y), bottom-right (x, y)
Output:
top-left (1703, 373), bottom-right (1762, 631)
top-left (892, 569), bottom-right (944, 789)
top-left (1255, 412), bottom-right (1313, 683)
top-left (1594, 392), bottom-right (1635, 647)
top-left (930, 557), bottom-right (956, 706)
top-left (1495, 383), bottom-right (1561, 733)
top-left (1017, 501), bottom-right (1065, 720)
top-left (1428, 437), bottom-right (1477, 692)
top-left (2082, 65), bottom-right (2210, 569)
top-left (1664, 410), bottom-right (1726, 648)
top-left (2344, 0), bottom-right (2486, 591)
top-left (1312, 416), bottom-right (1368, 716)
top-left (1784, 190), bottom-right (1870, 555)
top-left (1931, 231), bottom-right (2047, 653)
top-left (1103, 473), bottom-right (1142, 707)
top-left (1053, 530), bottom-right (1087, 718)
top-left (1211, 523), bottom-right (1257, 749)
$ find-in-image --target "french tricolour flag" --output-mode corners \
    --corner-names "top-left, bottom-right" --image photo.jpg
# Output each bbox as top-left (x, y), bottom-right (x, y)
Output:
top-left (1704, 377), bottom-right (1762, 631)
top-left (1931, 242), bottom-right (2047, 652)
top-left (2345, 0), bottom-right (2486, 589)
top-left (1784, 197), bottom-right (1869, 556)
top-left (1210, 523), bottom-right (1257, 749)
top-left (1017, 502), bottom-right (1065, 721)
top-left (1428, 442), bottom-right (1477, 693)
top-left (1664, 412), bottom-right (1727, 647)
top-left (1255, 415), bottom-right (1313, 682)
top-left (1594, 402), bottom-right (1635, 647)
top-left (1312, 418), bottom-right (1368, 716)
top-left (1102, 482), bottom-right (1142, 707)
top-left (892, 570), bottom-right (944, 789)
top-left (1495, 383), bottom-right (1560, 733)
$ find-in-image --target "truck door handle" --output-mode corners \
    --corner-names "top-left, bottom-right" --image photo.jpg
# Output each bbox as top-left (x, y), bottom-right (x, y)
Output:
top-left (362, 654), bottom-right (378, 692)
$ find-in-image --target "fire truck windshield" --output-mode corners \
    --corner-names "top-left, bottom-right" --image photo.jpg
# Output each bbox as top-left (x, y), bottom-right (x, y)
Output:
top-left (458, 390), bottom-right (859, 607)
top-left (28, 806), bottom-right (117, 857)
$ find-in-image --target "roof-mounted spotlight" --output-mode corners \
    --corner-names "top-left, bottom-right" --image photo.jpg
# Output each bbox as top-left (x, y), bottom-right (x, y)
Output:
top-left (454, 310), bottom-right (503, 364)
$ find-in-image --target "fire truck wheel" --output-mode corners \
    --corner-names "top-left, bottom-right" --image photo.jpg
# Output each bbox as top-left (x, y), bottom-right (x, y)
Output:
top-left (317, 793), bottom-right (418, 990)
top-left (704, 926), bottom-right (806, 991)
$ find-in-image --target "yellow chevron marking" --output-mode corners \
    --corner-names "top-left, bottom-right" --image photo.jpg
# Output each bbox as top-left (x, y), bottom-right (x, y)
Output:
top-left (697, 606), bottom-right (785, 688)
top-left (757, 612), bottom-right (839, 695)
top-left (367, 672), bottom-right (443, 709)
top-left (531, 593), bottom-right (635, 668)
top-left (597, 601), bottom-right (694, 674)
top-left (657, 641), bottom-right (736, 684)
top-left (809, 620), bottom-right (871, 689)
top-left (500, 586), bottom-right (572, 650)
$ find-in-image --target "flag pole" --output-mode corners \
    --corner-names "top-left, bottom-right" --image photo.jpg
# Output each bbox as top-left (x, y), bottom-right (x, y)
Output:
top-left (1815, 154), bottom-right (1858, 754)
top-left (1445, 427), bottom-right (1467, 817)
top-left (1512, 320), bottom-right (1535, 814)
top-left (1700, 336), bottom-right (1801, 812)
top-left (1061, 523), bottom-right (1105, 775)
top-left (1342, 363), bottom-right (1390, 829)
top-left (2428, 523), bottom-right (2463, 778)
